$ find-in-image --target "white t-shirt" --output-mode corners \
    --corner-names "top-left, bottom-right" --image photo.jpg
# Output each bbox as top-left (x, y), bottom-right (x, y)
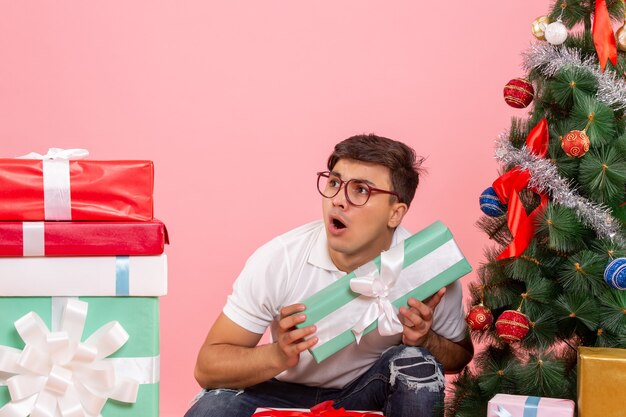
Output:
top-left (223, 220), bottom-right (467, 389)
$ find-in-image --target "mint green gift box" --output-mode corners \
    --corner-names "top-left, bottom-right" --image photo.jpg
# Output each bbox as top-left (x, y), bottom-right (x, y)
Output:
top-left (297, 221), bottom-right (472, 363)
top-left (0, 296), bottom-right (160, 417)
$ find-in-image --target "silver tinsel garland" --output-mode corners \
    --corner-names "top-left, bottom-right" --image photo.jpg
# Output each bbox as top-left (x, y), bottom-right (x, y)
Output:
top-left (522, 43), bottom-right (626, 111)
top-left (494, 132), bottom-right (625, 246)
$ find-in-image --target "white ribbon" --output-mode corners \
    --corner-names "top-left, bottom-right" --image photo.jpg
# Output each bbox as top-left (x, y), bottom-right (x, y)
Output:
top-left (16, 149), bottom-right (89, 221)
top-left (0, 299), bottom-right (139, 417)
top-left (349, 243), bottom-right (405, 342)
top-left (496, 406), bottom-right (513, 417)
top-left (16, 149), bottom-right (90, 161)
top-left (22, 222), bottom-right (45, 257)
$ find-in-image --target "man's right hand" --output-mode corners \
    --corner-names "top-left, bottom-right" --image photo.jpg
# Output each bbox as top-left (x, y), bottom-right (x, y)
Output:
top-left (193, 308), bottom-right (318, 389)
top-left (275, 303), bottom-right (318, 369)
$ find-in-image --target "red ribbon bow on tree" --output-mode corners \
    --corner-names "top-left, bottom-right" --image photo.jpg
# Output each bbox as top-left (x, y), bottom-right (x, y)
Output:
top-left (492, 118), bottom-right (550, 261)
top-left (593, 0), bottom-right (618, 72)
top-left (253, 401), bottom-right (382, 417)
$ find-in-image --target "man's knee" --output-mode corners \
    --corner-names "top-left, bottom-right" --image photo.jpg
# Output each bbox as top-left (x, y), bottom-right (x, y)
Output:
top-left (387, 346), bottom-right (445, 394)
top-left (184, 388), bottom-right (246, 417)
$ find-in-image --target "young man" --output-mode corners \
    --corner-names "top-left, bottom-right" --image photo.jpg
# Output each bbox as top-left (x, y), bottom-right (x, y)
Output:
top-left (184, 134), bottom-right (473, 417)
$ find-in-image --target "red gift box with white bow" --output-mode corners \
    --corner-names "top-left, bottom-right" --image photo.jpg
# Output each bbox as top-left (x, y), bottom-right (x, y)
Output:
top-left (0, 148), bottom-right (153, 221)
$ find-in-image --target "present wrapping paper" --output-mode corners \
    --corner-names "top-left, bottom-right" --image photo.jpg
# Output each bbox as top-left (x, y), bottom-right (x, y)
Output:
top-left (0, 297), bottom-right (160, 417)
top-left (487, 394), bottom-right (574, 417)
top-left (254, 400), bottom-right (383, 416)
top-left (0, 156), bottom-right (153, 221)
top-left (0, 254), bottom-right (168, 296)
top-left (577, 346), bottom-right (626, 417)
top-left (0, 220), bottom-right (168, 256)
top-left (297, 221), bottom-right (472, 363)
top-left (253, 409), bottom-right (383, 416)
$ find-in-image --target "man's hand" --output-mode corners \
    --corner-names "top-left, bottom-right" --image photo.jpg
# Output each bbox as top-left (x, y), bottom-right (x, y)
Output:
top-left (398, 287), bottom-right (445, 346)
top-left (275, 304), bottom-right (318, 369)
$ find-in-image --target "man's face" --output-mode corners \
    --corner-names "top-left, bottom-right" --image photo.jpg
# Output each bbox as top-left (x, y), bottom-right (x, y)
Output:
top-left (322, 158), bottom-right (406, 272)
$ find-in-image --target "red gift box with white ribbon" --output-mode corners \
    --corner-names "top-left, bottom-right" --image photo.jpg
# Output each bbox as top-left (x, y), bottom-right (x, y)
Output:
top-left (0, 219), bottom-right (168, 256)
top-left (0, 148), bottom-right (153, 221)
top-left (254, 401), bottom-right (383, 416)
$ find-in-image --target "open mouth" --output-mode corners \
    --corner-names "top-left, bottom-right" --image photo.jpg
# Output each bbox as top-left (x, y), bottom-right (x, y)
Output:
top-left (332, 218), bottom-right (347, 229)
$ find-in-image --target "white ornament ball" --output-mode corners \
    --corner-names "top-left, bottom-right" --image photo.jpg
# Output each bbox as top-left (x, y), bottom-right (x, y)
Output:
top-left (544, 21), bottom-right (568, 45)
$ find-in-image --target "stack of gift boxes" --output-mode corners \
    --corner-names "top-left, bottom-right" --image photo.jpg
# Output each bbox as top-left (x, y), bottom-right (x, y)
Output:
top-left (0, 149), bottom-right (167, 416)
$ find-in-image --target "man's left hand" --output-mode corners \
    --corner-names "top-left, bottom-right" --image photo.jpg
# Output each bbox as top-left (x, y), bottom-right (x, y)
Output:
top-left (398, 287), bottom-right (446, 346)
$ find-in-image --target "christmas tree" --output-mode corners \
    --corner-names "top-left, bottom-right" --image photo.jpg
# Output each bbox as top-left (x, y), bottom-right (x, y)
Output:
top-left (447, 1), bottom-right (626, 416)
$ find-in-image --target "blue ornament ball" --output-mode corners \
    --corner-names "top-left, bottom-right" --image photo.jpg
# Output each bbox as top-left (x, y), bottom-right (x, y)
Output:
top-left (479, 187), bottom-right (506, 217)
top-left (604, 258), bottom-right (626, 290)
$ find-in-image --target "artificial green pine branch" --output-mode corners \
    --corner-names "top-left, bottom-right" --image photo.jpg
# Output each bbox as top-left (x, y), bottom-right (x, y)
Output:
top-left (479, 249), bottom-right (515, 286)
top-left (520, 310), bottom-right (560, 351)
top-left (506, 241), bottom-right (565, 281)
top-left (522, 275), bottom-right (559, 303)
top-left (590, 326), bottom-right (623, 347)
top-left (476, 347), bottom-right (519, 394)
top-left (554, 292), bottom-right (600, 335)
top-left (445, 369), bottom-right (490, 417)
top-left (571, 94), bottom-right (616, 144)
top-left (505, 251), bottom-right (545, 282)
top-left (579, 146), bottom-right (626, 203)
top-left (612, 203), bottom-right (626, 226)
top-left (606, 0), bottom-right (626, 19)
top-left (591, 238), bottom-right (626, 260)
top-left (550, 66), bottom-right (598, 108)
top-left (597, 289), bottom-right (626, 334)
top-left (549, 0), bottom-right (587, 29)
top-left (536, 203), bottom-right (591, 252)
top-left (516, 353), bottom-right (570, 397)
top-left (483, 279), bottom-right (526, 311)
top-left (615, 110), bottom-right (626, 136)
top-left (557, 250), bottom-right (607, 295)
top-left (563, 27), bottom-right (596, 52)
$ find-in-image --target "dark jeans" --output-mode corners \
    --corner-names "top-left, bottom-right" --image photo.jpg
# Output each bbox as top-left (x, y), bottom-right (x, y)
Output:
top-left (184, 345), bottom-right (445, 417)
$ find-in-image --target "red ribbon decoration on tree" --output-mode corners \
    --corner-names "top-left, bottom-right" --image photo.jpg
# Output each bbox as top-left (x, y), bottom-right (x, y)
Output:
top-left (492, 118), bottom-right (550, 261)
top-left (593, 0), bottom-right (618, 72)
top-left (524, 117), bottom-right (549, 158)
top-left (253, 401), bottom-right (382, 417)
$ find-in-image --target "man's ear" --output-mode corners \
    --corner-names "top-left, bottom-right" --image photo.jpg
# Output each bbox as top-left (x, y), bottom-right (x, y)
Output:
top-left (388, 203), bottom-right (408, 228)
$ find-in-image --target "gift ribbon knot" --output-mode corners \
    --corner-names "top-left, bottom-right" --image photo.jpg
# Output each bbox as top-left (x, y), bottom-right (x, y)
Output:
top-left (0, 298), bottom-right (139, 417)
top-left (16, 148), bottom-right (89, 161)
top-left (16, 148), bottom-right (89, 221)
top-left (349, 243), bottom-right (405, 342)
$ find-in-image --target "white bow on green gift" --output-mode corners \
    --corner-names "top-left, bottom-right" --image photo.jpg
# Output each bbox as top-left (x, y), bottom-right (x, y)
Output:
top-left (0, 299), bottom-right (139, 417)
top-left (349, 243), bottom-right (405, 342)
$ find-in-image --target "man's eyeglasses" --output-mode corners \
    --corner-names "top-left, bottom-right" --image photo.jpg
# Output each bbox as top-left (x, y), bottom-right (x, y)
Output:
top-left (316, 171), bottom-right (399, 207)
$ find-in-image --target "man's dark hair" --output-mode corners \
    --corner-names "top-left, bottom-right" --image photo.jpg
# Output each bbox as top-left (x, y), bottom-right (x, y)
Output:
top-left (327, 134), bottom-right (424, 207)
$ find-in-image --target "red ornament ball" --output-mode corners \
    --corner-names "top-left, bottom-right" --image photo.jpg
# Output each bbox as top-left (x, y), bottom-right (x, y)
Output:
top-left (495, 309), bottom-right (530, 343)
top-left (561, 130), bottom-right (590, 158)
top-left (503, 78), bottom-right (534, 108)
top-left (465, 304), bottom-right (494, 331)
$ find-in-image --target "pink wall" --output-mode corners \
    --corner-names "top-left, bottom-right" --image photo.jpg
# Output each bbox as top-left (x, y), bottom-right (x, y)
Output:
top-left (1, 1), bottom-right (548, 415)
